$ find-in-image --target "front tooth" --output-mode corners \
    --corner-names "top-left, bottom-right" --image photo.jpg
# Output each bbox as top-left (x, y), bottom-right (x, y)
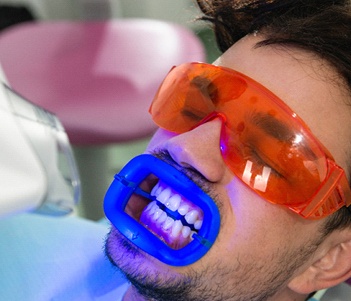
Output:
top-left (157, 187), bottom-right (171, 204)
top-left (163, 217), bottom-right (174, 230)
top-left (185, 210), bottom-right (199, 224)
top-left (171, 220), bottom-right (183, 237)
top-left (166, 194), bottom-right (181, 211)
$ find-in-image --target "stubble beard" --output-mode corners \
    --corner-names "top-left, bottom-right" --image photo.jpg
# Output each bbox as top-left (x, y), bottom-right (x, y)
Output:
top-left (105, 226), bottom-right (323, 301)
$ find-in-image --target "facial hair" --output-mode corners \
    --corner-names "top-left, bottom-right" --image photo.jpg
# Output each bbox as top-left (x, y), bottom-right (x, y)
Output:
top-left (105, 224), bottom-right (323, 301)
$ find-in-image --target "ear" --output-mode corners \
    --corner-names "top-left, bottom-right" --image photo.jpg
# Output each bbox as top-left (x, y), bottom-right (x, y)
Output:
top-left (288, 233), bottom-right (351, 294)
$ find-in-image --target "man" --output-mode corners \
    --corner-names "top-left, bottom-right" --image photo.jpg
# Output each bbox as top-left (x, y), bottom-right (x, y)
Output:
top-left (104, 1), bottom-right (351, 300)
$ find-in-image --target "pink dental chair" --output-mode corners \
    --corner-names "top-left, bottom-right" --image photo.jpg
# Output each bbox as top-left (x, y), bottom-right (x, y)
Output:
top-left (0, 19), bottom-right (205, 144)
top-left (0, 19), bottom-right (206, 219)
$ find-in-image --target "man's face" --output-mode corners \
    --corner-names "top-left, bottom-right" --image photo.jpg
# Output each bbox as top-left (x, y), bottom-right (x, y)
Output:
top-left (105, 35), bottom-right (351, 301)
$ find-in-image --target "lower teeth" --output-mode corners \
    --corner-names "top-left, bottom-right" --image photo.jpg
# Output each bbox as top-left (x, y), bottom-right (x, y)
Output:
top-left (139, 201), bottom-right (200, 248)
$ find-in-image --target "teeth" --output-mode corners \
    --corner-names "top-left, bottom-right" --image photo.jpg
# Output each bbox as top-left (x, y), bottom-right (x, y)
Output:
top-left (149, 201), bottom-right (157, 215)
top-left (157, 187), bottom-right (172, 204)
top-left (178, 204), bottom-right (189, 216)
top-left (157, 211), bottom-right (167, 224)
top-left (194, 220), bottom-right (203, 230)
top-left (150, 181), bottom-right (160, 196)
top-left (163, 217), bottom-right (174, 230)
top-left (153, 208), bottom-right (162, 221)
top-left (165, 194), bottom-right (181, 211)
top-left (171, 220), bottom-right (183, 237)
top-left (185, 210), bottom-right (199, 224)
top-left (182, 226), bottom-right (191, 238)
top-left (143, 181), bottom-right (205, 245)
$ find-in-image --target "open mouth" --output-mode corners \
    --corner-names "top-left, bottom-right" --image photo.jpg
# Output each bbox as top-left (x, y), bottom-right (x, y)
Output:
top-left (104, 154), bottom-right (221, 266)
top-left (125, 177), bottom-right (204, 250)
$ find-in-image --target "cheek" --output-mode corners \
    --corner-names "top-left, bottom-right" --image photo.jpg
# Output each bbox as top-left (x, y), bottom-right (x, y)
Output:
top-left (219, 178), bottom-right (306, 256)
top-left (145, 129), bottom-right (177, 153)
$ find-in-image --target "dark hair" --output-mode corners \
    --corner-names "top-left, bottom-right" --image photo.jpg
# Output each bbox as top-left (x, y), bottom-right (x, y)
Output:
top-left (195, 0), bottom-right (351, 232)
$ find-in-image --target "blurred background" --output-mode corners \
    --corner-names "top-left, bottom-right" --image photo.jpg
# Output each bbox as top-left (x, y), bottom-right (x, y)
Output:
top-left (0, 0), bottom-right (221, 221)
top-left (0, 0), bottom-right (220, 60)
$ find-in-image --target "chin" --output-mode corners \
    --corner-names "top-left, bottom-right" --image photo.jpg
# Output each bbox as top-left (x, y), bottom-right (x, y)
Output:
top-left (105, 225), bottom-right (178, 274)
top-left (105, 226), bottom-right (201, 301)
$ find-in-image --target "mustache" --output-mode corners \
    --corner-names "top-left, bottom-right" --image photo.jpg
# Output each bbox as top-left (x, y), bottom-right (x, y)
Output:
top-left (149, 149), bottom-right (222, 209)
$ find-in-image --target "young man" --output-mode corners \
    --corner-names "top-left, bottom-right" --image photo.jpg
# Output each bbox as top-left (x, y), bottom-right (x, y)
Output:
top-left (104, 1), bottom-right (351, 300)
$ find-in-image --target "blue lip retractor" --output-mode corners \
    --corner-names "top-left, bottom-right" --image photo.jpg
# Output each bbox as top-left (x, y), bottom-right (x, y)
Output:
top-left (104, 154), bottom-right (220, 266)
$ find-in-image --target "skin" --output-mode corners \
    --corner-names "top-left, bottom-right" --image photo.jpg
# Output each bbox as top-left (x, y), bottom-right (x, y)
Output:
top-left (105, 35), bottom-right (351, 301)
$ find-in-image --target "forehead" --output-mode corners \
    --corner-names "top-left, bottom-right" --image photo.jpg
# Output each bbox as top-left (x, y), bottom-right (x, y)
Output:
top-left (214, 35), bottom-right (351, 177)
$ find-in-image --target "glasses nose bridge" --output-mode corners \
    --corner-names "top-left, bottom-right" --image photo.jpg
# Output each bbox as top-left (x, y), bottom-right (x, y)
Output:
top-left (195, 111), bottom-right (227, 139)
top-left (164, 110), bottom-right (228, 182)
top-left (194, 111), bottom-right (229, 155)
top-left (198, 111), bottom-right (227, 126)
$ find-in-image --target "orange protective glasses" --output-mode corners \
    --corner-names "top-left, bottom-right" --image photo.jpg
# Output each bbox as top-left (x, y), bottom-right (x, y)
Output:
top-left (149, 62), bottom-right (351, 219)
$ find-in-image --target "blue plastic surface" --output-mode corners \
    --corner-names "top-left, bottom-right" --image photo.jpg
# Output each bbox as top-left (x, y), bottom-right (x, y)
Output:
top-left (104, 154), bottom-right (220, 266)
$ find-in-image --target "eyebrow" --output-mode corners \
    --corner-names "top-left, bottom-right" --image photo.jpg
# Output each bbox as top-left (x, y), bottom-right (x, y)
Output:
top-left (250, 111), bottom-right (295, 142)
top-left (249, 111), bottom-right (317, 159)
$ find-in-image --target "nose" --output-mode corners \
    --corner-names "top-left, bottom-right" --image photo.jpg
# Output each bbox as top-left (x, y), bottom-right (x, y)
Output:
top-left (164, 118), bottom-right (227, 182)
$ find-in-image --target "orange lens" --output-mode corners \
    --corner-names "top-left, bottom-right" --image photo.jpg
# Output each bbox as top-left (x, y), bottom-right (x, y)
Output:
top-left (149, 63), bottom-right (351, 219)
